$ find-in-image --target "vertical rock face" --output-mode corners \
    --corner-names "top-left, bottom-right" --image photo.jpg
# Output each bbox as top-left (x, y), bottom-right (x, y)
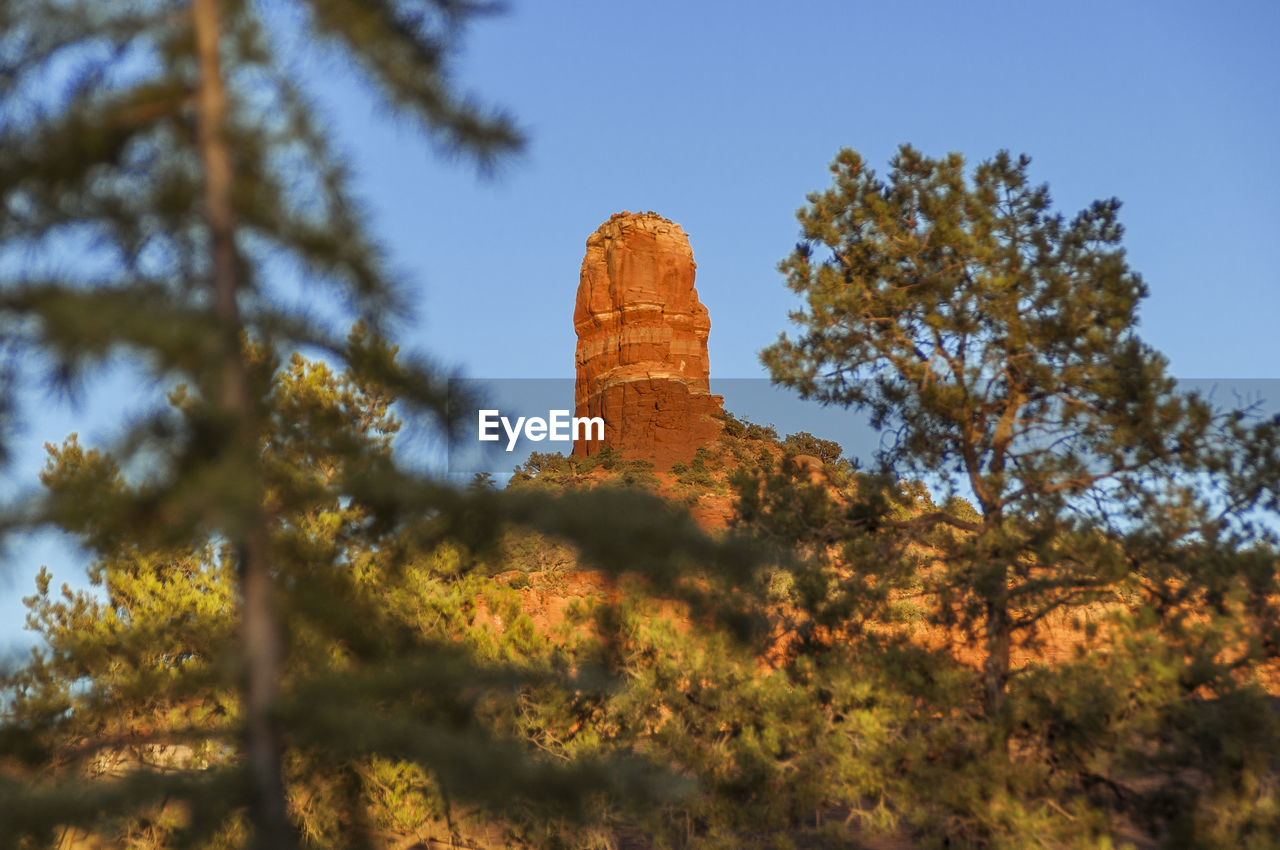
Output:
top-left (573, 211), bottom-right (724, 468)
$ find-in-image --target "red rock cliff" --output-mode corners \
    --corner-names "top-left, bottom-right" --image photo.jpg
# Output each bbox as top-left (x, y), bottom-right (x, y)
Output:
top-left (573, 212), bottom-right (724, 467)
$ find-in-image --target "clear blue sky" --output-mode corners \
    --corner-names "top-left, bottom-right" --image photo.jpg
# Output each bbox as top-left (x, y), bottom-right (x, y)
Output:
top-left (338, 0), bottom-right (1279, 382)
top-left (3, 0), bottom-right (1278, 651)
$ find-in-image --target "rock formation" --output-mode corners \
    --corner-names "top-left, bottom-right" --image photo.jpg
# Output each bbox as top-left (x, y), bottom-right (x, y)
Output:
top-left (573, 211), bottom-right (724, 467)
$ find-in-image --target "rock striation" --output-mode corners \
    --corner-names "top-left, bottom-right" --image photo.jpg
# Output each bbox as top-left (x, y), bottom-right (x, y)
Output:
top-left (573, 212), bottom-right (724, 468)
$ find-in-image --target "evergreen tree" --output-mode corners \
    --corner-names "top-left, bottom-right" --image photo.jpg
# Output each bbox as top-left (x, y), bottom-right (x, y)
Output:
top-left (762, 145), bottom-right (1280, 724)
top-left (6, 346), bottom-right (740, 847)
top-left (735, 151), bottom-right (1280, 841)
top-left (0, 3), bottom-right (752, 846)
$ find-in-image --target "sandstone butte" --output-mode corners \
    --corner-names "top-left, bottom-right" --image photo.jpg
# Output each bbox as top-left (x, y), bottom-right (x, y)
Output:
top-left (572, 211), bottom-right (724, 468)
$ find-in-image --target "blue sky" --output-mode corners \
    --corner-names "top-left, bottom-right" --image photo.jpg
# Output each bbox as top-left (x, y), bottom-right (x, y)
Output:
top-left (3, 0), bottom-right (1278, 650)
top-left (337, 0), bottom-right (1279, 382)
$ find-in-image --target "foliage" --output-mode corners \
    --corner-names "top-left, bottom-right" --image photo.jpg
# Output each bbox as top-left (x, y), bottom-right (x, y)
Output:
top-left (510, 448), bottom-right (659, 492)
top-left (780, 431), bottom-right (843, 466)
top-left (671, 447), bottom-right (720, 493)
top-left (5, 350), bottom-right (736, 848)
top-left (4, 7), bottom-right (1279, 842)
top-left (733, 145), bottom-right (1280, 845)
top-left (726, 443), bottom-right (1280, 847)
top-left (0, 2), bottom-right (751, 847)
top-left (762, 144), bottom-right (1280, 722)
top-left (0, 0), bottom-right (527, 840)
top-left (716, 411), bottom-right (779, 443)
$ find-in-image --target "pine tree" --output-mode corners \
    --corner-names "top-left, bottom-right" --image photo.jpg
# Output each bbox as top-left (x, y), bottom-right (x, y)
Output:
top-left (762, 145), bottom-right (1280, 725)
top-left (0, 3), bottom-right (753, 846)
top-left (0, 1), bottom-right (516, 842)
top-left (6, 343), bottom-right (743, 847)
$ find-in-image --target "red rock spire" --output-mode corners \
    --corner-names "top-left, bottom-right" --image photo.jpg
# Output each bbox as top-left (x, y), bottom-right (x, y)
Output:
top-left (573, 211), bottom-right (724, 468)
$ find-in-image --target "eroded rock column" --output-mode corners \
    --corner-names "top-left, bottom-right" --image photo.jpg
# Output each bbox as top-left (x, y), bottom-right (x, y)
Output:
top-left (573, 211), bottom-right (723, 467)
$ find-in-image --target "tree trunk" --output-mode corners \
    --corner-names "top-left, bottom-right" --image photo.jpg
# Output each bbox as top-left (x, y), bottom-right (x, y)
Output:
top-left (982, 562), bottom-right (1011, 735)
top-left (192, 0), bottom-right (293, 846)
